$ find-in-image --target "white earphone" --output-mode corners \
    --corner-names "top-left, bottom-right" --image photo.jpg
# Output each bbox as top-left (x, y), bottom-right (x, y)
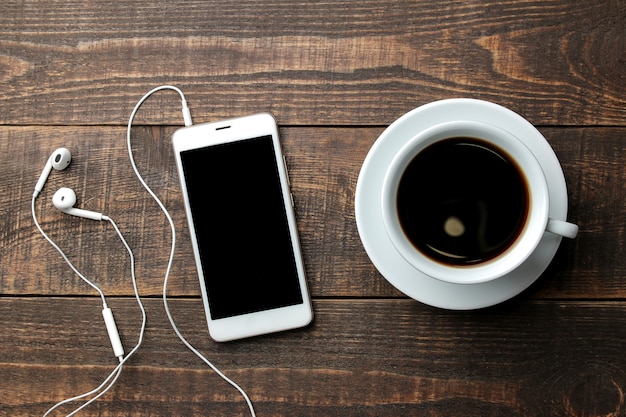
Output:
top-left (52, 187), bottom-right (107, 221)
top-left (33, 147), bottom-right (72, 198)
top-left (32, 148), bottom-right (146, 417)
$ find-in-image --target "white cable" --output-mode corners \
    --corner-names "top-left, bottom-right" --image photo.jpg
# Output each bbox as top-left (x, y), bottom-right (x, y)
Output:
top-left (63, 360), bottom-right (123, 417)
top-left (43, 359), bottom-right (123, 417)
top-left (33, 196), bottom-right (147, 416)
top-left (31, 196), bottom-right (107, 306)
top-left (126, 85), bottom-right (256, 417)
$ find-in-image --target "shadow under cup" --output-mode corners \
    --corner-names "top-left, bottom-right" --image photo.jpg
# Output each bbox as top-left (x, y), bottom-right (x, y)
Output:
top-left (381, 121), bottom-right (554, 285)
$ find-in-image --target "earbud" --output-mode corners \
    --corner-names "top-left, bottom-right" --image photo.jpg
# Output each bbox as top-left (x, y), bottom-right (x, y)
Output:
top-left (34, 148), bottom-right (72, 198)
top-left (52, 187), bottom-right (106, 221)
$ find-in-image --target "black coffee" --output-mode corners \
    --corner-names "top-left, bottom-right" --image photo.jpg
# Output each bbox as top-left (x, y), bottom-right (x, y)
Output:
top-left (397, 138), bottom-right (529, 266)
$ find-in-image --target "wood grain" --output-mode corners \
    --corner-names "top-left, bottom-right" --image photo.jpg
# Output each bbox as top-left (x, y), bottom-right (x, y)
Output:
top-left (2, 0), bottom-right (626, 416)
top-left (1, 0), bottom-right (624, 126)
top-left (2, 297), bottom-right (626, 416)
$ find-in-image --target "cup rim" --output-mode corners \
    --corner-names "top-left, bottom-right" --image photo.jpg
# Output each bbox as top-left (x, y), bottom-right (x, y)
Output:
top-left (381, 120), bottom-right (550, 285)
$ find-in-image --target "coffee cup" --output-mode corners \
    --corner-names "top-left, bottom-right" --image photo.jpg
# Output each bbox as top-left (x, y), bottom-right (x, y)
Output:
top-left (381, 120), bottom-right (578, 285)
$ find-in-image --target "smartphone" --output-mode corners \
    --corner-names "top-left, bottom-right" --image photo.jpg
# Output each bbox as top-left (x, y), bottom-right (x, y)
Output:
top-left (172, 113), bottom-right (313, 342)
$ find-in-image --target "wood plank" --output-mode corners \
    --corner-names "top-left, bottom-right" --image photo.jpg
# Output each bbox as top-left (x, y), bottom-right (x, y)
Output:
top-left (3, 2), bottom-right (625, 417)
top-left (2, 297), bottom-right (626, 416)
top-left (1, 126), bottom-right (625, 299)
top-left (1, 0), bottom-right (624, 125)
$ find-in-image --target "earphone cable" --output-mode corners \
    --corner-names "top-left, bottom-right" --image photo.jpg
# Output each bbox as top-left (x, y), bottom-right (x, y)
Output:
top-left (126, 85), bottom-right (256, 417)
top-left (33, 195), bottom-right (147, 416)
top-left (43, 359), bottom-right (123, 417)
top-left (62, 217), bottom-right (146, 416)
top-left (31, 195), bottom-right (107, 306)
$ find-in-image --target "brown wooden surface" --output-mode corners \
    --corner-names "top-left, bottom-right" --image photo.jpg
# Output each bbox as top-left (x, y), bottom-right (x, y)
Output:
top-left (1, 1), bottom-right (625, 416)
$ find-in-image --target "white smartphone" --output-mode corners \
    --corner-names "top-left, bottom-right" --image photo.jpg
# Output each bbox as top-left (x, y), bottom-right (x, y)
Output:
top-left (172, 113), bottom-right (313, 342)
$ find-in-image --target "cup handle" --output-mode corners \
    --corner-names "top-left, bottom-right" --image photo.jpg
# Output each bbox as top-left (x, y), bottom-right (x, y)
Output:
top-left (546, 218), bottom-right (579, 239)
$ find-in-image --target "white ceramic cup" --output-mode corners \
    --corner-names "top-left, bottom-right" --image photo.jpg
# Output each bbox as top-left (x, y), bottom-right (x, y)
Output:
top-left (381, 120), bottom-right (578, 285)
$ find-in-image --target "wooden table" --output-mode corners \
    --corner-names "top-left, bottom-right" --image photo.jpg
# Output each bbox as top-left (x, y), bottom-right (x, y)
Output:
top-left (2, 1), bottom-right (625, 416)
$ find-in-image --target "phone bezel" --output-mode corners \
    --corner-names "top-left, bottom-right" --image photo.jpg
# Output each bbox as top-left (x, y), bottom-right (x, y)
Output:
top-left (172, 113), bottom-right (313, 342)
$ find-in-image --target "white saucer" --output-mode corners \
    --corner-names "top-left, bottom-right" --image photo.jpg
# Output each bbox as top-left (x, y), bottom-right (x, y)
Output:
top-left (355, 98), bottom-right (570, 309)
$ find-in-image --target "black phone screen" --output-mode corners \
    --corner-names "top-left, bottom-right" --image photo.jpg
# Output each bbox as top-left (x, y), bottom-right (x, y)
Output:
top-left (179, 135), bottom-right (304, 319)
